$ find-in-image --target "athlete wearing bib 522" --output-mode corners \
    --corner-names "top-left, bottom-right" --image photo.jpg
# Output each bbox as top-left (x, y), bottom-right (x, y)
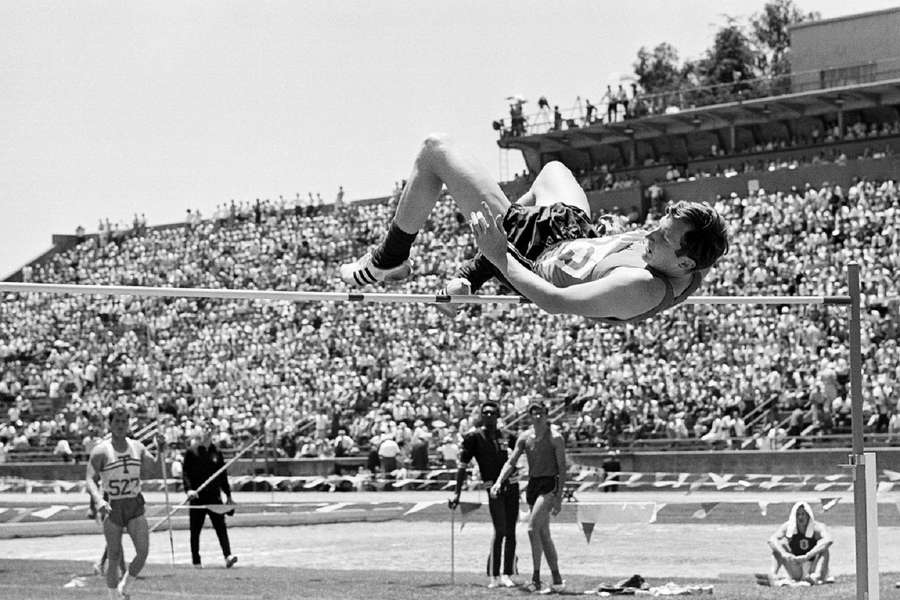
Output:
top-left (339, 133), bottom-right (728, 323)
top-left (87, 406), bottom-right (165, 600)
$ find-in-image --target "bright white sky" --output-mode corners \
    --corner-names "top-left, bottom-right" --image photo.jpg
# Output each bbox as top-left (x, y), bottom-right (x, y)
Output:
top-left (2, 0), bottom-right (898, 278)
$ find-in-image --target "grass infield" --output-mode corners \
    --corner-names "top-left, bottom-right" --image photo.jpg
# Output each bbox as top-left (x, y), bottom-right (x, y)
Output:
top-left (0, 560), bottom-right (898, 600)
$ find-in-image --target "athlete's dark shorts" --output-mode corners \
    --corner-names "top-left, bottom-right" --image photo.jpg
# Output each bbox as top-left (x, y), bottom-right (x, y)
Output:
top-left (106, 494), bottom-right (146, 527)
top-left (525, 476), bottom-right (559, 507)
top-left (502, 202), bottom-right (601, 267)
top-left (458, 201), bottom-right (604, 293)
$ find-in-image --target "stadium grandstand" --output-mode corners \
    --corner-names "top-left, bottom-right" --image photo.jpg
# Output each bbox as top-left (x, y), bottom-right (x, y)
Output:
top-left (3, 7), bottom-right (900, 484)
top-left (6, 5), bottom-right (900, 598)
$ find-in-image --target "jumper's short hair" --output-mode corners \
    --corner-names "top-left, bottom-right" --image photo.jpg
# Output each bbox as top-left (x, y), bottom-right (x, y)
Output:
top-left (667, 201), bottom-right (729, 271)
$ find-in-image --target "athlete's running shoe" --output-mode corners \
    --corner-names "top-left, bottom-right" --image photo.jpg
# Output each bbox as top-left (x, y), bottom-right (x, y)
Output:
top-left (225, 555), bottom-right (238, 568)
top-left (500, 574), bottom-right (516, 588)
top-left (115, 579), bottom-right (131, 600)
top-left (525, 581), bottom-right (551, 594)
top-left (339, 252), bottom-right (412, 286)
top-left (487, 576), bottom-right (500, 588)
top-left (550, 580), bottom-right (567, 593)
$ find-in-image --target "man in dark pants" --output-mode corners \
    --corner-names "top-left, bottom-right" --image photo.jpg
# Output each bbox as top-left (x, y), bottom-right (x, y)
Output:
top-left (449, 401), bottom-right (518, 588)
top-left (182, 425), bottom-right (238, 569)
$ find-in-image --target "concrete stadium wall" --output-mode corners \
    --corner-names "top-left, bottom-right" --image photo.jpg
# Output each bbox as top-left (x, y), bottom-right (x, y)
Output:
top-left (0, 457), bottom-right (369, 481)
top-left (574, 448), bottom-right (900, 475)
top-left (661, 155), bottom-right (900, 205)
top-left (586, 187), bottom-right (643, 216)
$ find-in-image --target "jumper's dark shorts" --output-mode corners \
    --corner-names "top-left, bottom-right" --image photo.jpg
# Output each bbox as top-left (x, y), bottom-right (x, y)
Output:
top-left (525, 476), bottom-right (559, 507)
top-left (502, 202), bottom-right (601, 268)
top-left (106, 495), bottom-right (146, 527)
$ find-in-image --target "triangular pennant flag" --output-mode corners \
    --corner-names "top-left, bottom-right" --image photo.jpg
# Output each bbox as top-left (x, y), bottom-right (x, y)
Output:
top-left (883, 469), bottom-right (900, 482)
top-left (691, 507), bottom-right (708, 519)
top-left (878, 482), bottom-right (894, 495)
top-left (759, 476), bottom-right (784, 490)
top-left (709, 473), bottom-right (734, 490)
top-left (581, 521), bottom-right (595, 543)
top-left (820, 498), bottom-right (840, 512)
top-left (458, 501), bottom-right (481, 516)
top-left (701, 502), bottom-right (718, 515)
top-left (649, 503), bottom-right (665, 523)
top-left (404, 501), bottom-right (440, 516)
top-left (687, 475), bottom-right (708, 495)
top-left (31, 505), bottom-right (68, 520)
top-left (624, 473), bottom-right (643, 487)
top-left (758, 501), bottom-right (769, 517)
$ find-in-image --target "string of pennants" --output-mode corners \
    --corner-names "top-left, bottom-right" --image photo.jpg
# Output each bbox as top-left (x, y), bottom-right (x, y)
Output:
top-left (5, 467), bottom-right (900, 497)
top-left (403, 496), bottom-right (856, 540)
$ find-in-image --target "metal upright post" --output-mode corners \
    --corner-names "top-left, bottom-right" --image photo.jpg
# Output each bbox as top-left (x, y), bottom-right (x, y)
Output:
top-left (848, 262), bottom-right (871, 600)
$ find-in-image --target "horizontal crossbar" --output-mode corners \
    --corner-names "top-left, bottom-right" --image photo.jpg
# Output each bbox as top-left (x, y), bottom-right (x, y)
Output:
top-left (0, 282), bottom-right (852, 306)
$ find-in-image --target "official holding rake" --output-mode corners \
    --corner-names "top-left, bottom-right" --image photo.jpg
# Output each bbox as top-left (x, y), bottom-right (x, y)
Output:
top-left (182, 424), bottom-right (238, 569)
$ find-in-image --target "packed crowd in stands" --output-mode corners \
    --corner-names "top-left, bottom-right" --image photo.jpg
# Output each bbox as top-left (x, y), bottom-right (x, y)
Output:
top-left (563, 116), bottom-right (899, 195)
top-left (2, 170), bottom-right (900, 468)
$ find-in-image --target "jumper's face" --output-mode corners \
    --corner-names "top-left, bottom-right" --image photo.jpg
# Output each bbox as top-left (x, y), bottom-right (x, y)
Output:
top-left (643, 216), bottom-right (695, 273)
top-left (795, 505), bottom-right (810, 530)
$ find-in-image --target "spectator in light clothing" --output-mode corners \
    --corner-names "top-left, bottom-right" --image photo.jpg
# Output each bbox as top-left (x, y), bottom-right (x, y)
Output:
top-left (438, 435), bottom-right (459, 469)
top-left (377, 434), bottom-right (400, 474)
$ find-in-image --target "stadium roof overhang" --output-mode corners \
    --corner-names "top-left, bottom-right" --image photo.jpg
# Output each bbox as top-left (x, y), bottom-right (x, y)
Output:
top-left (498, 77), bottom-right (900, 159)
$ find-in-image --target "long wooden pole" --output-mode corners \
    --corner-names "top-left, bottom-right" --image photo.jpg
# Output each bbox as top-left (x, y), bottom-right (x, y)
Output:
top-left (149, 433), bottom-right (264, 534)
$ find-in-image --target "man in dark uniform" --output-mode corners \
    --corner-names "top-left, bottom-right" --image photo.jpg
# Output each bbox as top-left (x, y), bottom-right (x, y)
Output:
top-left (182, 424), bottom-right (238, 569)
top-left (449, 401), bottom-right (518, 589)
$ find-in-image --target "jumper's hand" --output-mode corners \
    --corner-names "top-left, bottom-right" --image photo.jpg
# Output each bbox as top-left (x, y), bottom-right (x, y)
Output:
top-left (551, 493), bottom-right (563, 516)
top-left (489, 483), bottom-right (501, 498)
top-left (186, 490), bottom-right (199, 501)
top-left (97, 500), bottom-right (112, 522)
top-left (469, 202), bottom-right (507, 265)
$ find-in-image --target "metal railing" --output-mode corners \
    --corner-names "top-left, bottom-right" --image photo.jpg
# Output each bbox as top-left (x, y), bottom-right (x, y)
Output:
top-left (497, 56), bottom-right (900, 138)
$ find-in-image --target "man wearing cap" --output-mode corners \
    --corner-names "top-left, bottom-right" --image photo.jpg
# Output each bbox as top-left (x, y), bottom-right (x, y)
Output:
top-left (450, 401), bottom-right (518, 588)
top-left (491, 401), bottom-right (567, 593)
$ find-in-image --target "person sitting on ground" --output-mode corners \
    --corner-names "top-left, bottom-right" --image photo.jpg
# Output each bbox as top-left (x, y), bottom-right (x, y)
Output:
top-left (340, 133), bottom-right (729, 323)
top-left (764, 501), bottom-right (834, 586)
